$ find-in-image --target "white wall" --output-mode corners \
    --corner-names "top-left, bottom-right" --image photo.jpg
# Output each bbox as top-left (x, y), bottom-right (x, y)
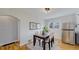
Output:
top-left (0, 16), bottom-right (18, 46)
top-left (75, 14), bottom-right (79, 32)
top-left (44, 14), bottom-right (76, 40)
top-left (19, 18), bottom-right (44, 45)
top-left (45, 18), bottom-right (62, 40)
top-left (0, 9), bottom-right (77, 46)
top-left (0, 9), bottom-right (44, 46)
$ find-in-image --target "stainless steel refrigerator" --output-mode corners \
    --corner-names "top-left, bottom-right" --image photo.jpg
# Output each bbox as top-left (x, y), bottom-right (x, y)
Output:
top-left (62, 23), bottom-right (75, 44)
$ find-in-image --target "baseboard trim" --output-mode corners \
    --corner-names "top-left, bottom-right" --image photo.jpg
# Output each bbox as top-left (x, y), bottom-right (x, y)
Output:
top-left (0, 41), bottom-right (19, 47)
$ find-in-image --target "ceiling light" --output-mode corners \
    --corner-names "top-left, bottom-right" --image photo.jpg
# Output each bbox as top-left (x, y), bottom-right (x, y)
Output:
top-left (43, 8), bottom-right (51, 13)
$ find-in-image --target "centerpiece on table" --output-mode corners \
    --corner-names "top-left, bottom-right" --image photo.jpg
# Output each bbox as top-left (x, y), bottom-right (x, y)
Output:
top-left (42, 25), bottom-right (49, 35)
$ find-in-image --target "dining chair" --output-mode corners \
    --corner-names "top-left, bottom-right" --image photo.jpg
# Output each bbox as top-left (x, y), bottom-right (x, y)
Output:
top-left (34, 31), bottom-right (43, 46)
top-left (42, 33), bottom-right (54, 50)
top-left (42, 36), bottom-right (51, 50)
top-left (49, 33), bottom-right (54, 47)
top-left (38, 31), bottom-right (43, 46)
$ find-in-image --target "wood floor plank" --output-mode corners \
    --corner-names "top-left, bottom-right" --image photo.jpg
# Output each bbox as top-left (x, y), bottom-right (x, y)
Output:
top-left (0, 42), bottom-right (30, 50)
top-left (0, 40), bottom-right (79, 50)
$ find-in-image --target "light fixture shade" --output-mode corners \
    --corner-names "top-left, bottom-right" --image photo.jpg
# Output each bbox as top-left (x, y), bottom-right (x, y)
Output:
top-left (43, 8), bottom-right (51, 13)
top-left (45, 8), bottom-right (50, 11)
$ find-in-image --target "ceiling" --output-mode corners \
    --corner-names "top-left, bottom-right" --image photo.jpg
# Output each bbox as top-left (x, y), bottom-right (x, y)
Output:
top-left (0, 8), bottom-right (79, 19)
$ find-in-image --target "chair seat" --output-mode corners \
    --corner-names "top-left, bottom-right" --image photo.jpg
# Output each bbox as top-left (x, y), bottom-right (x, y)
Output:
top-left (42, 36), bottom-right (54, 50)
top-left (45, 39), bottom-right (50, 42)
top-left (45, 36), bottom-right (54, 42)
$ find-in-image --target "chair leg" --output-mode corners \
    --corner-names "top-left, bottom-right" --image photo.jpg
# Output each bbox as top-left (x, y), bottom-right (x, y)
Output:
top-left (38, 40), bottom-right (41, 46)
top-left (48, 42), bottom-right (50, 50)
top-left (51, 41), bottom-right (53, 47)
top-left (51, 37), bottom-right (54, 47)
top-left (42, 41), bottom-right (43, 47)
top-left (42, 41), bottom-right (44, 47)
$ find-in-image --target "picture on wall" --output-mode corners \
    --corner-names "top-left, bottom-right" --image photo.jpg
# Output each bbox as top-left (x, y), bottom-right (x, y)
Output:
top-left (49, 22), bottom-right (59, 29)
top-left (49, 22), bottom-right (53, 28)
top-left (54, 23), bottom-right (59, 28)
top-left (29, 22), bottom-right (40, 30)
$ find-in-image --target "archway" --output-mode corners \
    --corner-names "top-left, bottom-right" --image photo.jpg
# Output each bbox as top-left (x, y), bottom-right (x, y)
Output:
top-left (0, 15), bottom-right (20, 46)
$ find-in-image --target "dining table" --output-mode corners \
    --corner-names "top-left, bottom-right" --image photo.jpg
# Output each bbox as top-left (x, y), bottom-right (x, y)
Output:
top-left (33, 33), bottom-right (49, 50)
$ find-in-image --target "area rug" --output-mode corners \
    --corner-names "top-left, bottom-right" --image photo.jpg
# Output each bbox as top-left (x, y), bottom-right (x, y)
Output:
top-left (26, 39), bottom-right (62, 50)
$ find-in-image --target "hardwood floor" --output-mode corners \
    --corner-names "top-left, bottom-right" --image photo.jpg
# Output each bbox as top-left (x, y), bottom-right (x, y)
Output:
top-left (59, 41), bottom-right (79, 50)
top-left (0, 42), bottom-right (30, 50)
top-left (0, 40), bottom-right (79, 50)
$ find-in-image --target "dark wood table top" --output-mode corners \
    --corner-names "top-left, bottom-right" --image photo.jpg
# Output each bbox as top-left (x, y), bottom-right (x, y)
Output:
top-left (34, 34), bottom-right (49, 40)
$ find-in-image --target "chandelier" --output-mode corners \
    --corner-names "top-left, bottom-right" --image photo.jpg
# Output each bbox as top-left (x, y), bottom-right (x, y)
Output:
top-left (43, 8), bottom-right (51, 13)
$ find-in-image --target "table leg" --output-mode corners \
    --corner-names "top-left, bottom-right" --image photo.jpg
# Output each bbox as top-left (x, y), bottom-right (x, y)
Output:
top-left (43, 40), bottom-right (45, 50)
top-left (49, 41), bottom-right (50, 50)
top-left (33, 36), bottom-right (36, 46)
top-left (38, 40), bottom-right (41, 46)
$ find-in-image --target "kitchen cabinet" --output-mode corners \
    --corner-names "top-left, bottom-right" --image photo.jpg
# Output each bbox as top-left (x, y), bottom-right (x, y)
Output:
top-left (75, 33), bottom-right (79, 44)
